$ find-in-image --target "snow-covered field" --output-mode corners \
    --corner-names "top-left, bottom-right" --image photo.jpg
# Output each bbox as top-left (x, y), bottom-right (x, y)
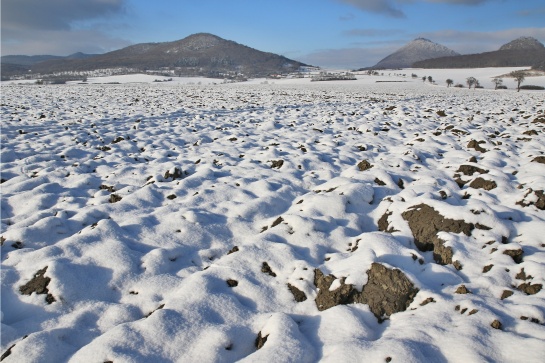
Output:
top-left (1, 72), bottom-right (544, 362)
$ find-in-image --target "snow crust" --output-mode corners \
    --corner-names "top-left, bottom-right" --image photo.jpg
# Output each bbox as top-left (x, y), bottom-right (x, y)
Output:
top-left (1, 72), bottom-right (544, 362)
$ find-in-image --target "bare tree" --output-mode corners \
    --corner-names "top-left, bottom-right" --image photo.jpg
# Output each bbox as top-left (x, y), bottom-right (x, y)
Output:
top-left (446, 79), bottom-right (453, 87)
top-left (492, 77), bottom-right (503, 90)
top-left (466, 77), bottom-right (477, 89)
top-left (510, 70), bottom-right (525, 92)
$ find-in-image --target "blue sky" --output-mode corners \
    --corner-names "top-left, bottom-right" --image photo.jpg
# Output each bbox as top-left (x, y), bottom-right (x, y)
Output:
top-left (2, 0), bottom-right (544, 68)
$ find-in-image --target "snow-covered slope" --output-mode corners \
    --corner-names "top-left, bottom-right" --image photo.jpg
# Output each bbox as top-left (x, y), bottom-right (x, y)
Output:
top-left (1, 79), bottom-right (544, 362)
top-left (374, 38), bottom-right (460, 69)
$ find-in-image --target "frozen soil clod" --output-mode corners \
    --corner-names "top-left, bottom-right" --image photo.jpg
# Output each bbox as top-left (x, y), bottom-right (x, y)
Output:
top-left (457, 165), bottom-right (489, 176)
top-left (314, 263), bottom-right (419, 321)
top-left (287, 283), bottom-right (307, 302)
top-left (19, 267), bottom-right (56, 304)
top-left (401, 204), bottom-right (474, 265)
top-left (469, 177), bottom-right (497, 191)
top-left (255, 331), bottom-right (268, 350)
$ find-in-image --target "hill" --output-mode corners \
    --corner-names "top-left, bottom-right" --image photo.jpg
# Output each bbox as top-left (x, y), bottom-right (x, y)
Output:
top-left (25, 33), bottom-right (308, 78)
top-left (372, 38), bottom-right (459, 69)
top-left (413, 37), bottom-right (545, 69)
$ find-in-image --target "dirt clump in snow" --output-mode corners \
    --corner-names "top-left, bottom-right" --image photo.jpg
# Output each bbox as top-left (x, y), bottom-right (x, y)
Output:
top-left (503, 249), bottom-right (524, 264)
top-left (531, 156), bottom-right (545, 164)
top-left (401, 204), bottom-right (473, 265)
top-left (469, 177), bottom-right (497, 191)
top-left (455, 285), bottom-right (471, 294)
top-left (287, 283), bottom-right (307, 302)
top-left (517, 283), bottom-right (542, 295)
top-left (501, 290), bottom-right (514, 300)
top-left (314, 263), bottom-right (418, 321)
top-left (226, 279), bottom-right (238, 287)
top-left (19, 267), bottom-right (56, 304)
top-left (314, 269), bottom-right (358, 311)
top-left (164, 167), bottom-right (183, 180)
top-left (109, 194), bottom-right (122, 203)
top-left (360, 263), bottom-right (419, 320)
top-left (270, 160), bottom-right (284, 169)
top-left (467, 140), bottom-right (487, 153)
top-left (255, 331), bottom-right (268, 350)
top-left (457, 165), bottom-right (488, 176)
top-left (517, 190), bottom-right (545, 210)
top-left (377, 211), bottom-right (394, 232)
top-left (357, 160), bottom-right (373, 171)
top-left (261, 262), bottom-right (276, 277)
top-left (491, 320), bottom-right (502, 330)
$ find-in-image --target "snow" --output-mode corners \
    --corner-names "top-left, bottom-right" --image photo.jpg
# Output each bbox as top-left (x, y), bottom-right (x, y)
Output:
top-left (1, 69), bottom-right (544, 362)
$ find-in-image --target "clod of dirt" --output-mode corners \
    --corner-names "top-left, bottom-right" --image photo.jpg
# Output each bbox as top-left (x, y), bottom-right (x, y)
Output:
top-left (271, 216), bottom-right (284, 228)
top-left (503, 249), bottom-right (523, 264)
top-left (255, 331), bottom-right (268, 350)
top-left (166, 194), bottom-right (177, 200)
top-left (374, 178), bottom-right (386, 186)
top-left (19, 267), bottom-right (56, 304)
top-left (490, 320), bottom-right (502, 330)
top-left (1, 343), bottom-right (16, 361)
top-left (314, 263), bottom-right (418, 321)
top-left (515, 268), bottom-right (532, 281)
top-left (469, 177), bottom-right (497, 191)
top-left (531, 156), bottom-right (545, 164)
top-left (270, 160), bottom-right (284, 169)
top-left (482, 264), bottom-right (493, 273)
top-left (261, 262), bottom-right (277, 277)
top-left (457, 165), bottom-right (489, 176)
top-left (467, 140), bottom-right (487, 153)
top-left (164, 167), bottom-right (183, 180)
top-left (377, 211), bottom-right (394, 233)
top-left (455, 285), bottom-right (471, 294)
top-left (287, 283), bottom-right (307, 302)
top-left (420, 297), bottom-right (435, 306)
top-left (314, 270), bottom-right (356, 311)
top-left (227, 246), bottom-right (239, 255)
top-left (99, 184), bottom-right (115, 192)
top-left (109, 194), bottom-right (122, 203)
top-left (359, 263), bottom-right (419, 320)
top-left (357, 160), bottom-right (373, 171)
top-left (401, 204), bottom-right (474, 265)
top-left (436, 110), bottom-right (447, 117)
top-left (517, 283), bottom-right (542, 295)
top-left (111, 136), bottom-right (125, 144)
top-left (145, 304), bottom-right (165, 317)
top-left (226, 279), bottom-right (238, 287)
top-left (500, 290), bottom-right (514, 300)
top-left (516, 190), bottom-right (545, 210)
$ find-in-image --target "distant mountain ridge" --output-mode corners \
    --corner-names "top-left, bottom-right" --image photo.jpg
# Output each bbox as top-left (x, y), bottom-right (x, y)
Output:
top-left (372, 38), bottom-right (460, 69)
top-left (413, 36), bottom-right (545, 69)
top-left (5, 33), bottom-right (309, 78)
